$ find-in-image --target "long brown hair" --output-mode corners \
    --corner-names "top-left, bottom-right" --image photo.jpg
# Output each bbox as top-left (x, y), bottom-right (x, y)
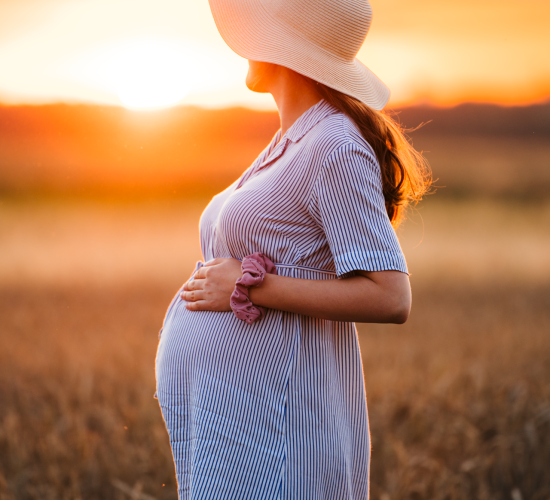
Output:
top-left (312, 81), bottom-right (432, 227)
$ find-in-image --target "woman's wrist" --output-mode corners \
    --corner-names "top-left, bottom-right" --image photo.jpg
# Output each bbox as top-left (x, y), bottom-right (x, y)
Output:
top-left (248, 273), bottom-right (275, 307)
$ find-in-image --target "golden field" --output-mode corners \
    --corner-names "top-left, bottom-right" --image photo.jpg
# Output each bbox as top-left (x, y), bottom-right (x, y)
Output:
top-left (1, 196), bottom-right (549, 500)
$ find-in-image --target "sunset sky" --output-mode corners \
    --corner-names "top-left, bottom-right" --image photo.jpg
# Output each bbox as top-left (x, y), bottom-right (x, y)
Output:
top-left (0, 0), bottom-right (549, 109)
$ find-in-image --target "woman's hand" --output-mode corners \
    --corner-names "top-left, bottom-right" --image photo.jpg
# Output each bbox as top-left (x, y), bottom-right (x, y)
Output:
top-left (181, 258), bottom-right (242, 312)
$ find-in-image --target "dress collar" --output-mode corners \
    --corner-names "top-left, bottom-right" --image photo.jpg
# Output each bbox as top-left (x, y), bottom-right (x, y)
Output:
top-left (236, 99), bottom-right (340, 189)
top-left (284, 99), bottom-right (339, 143)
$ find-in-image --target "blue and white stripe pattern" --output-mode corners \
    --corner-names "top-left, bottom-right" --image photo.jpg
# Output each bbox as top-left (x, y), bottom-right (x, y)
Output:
top-left (155, 99), bottom-right (408, 499)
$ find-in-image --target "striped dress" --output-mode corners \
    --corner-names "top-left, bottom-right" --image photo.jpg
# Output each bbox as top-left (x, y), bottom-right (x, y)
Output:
top-left (155, 99), bottom-right (408, 499)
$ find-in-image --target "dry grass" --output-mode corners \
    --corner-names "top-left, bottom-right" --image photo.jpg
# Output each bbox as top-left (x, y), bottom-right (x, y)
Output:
top-left (1, 198), bottom-right (549, 499)
top-left (359, 285), bottom-right (550, 500)
top-left (0, 285), bottom-right (176, 500)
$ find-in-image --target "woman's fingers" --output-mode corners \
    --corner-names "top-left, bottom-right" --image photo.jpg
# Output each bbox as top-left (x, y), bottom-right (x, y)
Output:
top-left (185, 300), bottom-right (209, 311)
top-left (181, 289), bottom-right (205, 302)
top-left (183, 279), bottom-right (205, 291)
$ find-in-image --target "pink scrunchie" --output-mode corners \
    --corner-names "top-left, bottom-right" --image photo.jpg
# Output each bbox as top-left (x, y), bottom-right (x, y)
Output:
top-left (230, 252), bottom-right (277, 325)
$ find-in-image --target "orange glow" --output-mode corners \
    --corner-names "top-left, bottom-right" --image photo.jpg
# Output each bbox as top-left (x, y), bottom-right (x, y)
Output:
top-left (0, 0), bottom-right (548, 108)
top-left (403, 83), bottom-right (550, 109)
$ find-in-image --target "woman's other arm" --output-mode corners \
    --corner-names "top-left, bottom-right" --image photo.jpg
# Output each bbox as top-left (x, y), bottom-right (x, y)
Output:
top-left (181, 258), bottom-right (411, 324)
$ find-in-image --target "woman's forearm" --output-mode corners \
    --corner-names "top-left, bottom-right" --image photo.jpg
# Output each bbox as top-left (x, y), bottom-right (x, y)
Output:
top-left (249, 270), bottom-right (411, 324)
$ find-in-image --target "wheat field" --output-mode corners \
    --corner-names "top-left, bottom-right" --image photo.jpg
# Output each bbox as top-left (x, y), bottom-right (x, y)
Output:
top-left (1, 197), bottom-right (549, 500)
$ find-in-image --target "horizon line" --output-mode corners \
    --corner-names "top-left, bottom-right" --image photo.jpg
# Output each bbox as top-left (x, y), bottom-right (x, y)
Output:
top-left (1, 96), bottom-right (549, 112)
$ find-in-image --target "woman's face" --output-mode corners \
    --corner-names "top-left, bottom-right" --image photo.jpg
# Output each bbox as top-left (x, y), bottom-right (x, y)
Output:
top-left (246, 60), bottom-right (279, 93)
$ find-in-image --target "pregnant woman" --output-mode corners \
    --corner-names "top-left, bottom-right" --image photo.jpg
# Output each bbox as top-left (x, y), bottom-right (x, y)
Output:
top-left (156, 0), bottom-right (430, 498)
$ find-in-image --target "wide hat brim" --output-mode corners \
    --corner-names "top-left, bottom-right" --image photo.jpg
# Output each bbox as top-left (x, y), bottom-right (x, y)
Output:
top-left (208, 0), bottom-right (391, 110)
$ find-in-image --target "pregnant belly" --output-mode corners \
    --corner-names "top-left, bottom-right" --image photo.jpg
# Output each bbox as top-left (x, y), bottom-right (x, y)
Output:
top-left (155, 284), bottom-right (296, 406)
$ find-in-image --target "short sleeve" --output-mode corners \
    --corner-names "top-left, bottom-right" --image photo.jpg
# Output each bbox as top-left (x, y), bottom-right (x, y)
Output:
top-left (309, 142), bottom-right (408, 277)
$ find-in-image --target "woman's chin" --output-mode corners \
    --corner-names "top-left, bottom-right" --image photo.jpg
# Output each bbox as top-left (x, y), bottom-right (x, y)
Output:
top-left (246, 74), bottom-right (270, 93)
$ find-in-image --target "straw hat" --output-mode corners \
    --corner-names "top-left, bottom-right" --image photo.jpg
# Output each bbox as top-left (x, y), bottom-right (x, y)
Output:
top-left (207, 0), bottom-right (390, 110)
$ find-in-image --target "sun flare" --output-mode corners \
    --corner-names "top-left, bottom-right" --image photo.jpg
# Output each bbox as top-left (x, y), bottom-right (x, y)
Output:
top-left (114, 40), bottom-right (189, 110)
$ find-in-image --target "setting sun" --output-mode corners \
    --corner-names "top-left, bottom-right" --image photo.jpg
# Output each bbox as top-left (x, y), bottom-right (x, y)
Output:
top-left (114, 40), bottom-right (188, 110)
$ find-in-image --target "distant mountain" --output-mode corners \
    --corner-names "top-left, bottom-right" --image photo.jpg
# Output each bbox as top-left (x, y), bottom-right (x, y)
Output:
top-left (0, 101), bottom-right (548, 198)
top-left (395, 101), bottom-right (550, 136)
